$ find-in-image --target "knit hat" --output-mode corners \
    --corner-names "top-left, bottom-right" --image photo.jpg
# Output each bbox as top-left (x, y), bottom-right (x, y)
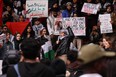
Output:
top-left (66, 2), bottom-right (72, 6)
top-left (78, 43), bottom-right (116, 64)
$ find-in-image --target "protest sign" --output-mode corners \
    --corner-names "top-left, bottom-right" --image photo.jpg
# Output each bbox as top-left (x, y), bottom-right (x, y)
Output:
top-left (54, 18), bottom-right (62, 35)
top-left (81, 3), bottom-right (99, 14)
top-left (62, 17), bottom-right (86, 36)
top-left (100, 22), bottom-right (113, 33)
top-left (99, 14), bottom-right (111, 22)
top-left (62, 18), bottom-right (72, 28)
top-left (72, 17), bottom-right (86, 36)
top-left (99, 14), bottom-right (113, 34)
top-left (26, 0), bottom-right (48, 18)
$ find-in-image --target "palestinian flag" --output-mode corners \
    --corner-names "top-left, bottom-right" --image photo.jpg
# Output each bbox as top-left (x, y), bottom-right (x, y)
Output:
top-left (41, 41), bottom-right (55, 60)
top-left (6, 22), bottom-right (29, 35)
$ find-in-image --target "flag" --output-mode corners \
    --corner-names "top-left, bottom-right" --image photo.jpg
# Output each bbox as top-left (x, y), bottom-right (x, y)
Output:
top-left (41, 41), bottom-right (55, 60)
top-left (6, 22), bottom-right (29, 35)
top-left (0, 0), bottom-right (3, 26)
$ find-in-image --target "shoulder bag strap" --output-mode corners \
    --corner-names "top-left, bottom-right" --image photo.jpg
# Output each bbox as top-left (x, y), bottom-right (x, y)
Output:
top-left (14, 64), bottom-right (21, 77)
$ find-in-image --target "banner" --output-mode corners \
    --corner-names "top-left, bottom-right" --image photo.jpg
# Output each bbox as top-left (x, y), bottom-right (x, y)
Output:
top-left (62, 17), bottom-right (86, 36)
top-left (6, 22), bottom-right (29, 35)
top-left (26, 0), bottom-right (48, 18)
top-left (99, 14), bottom-right (113, 34)
top-left (81, 3), bottom-right (99, 14)
top-left (0, 0), bottom-right (3, 26)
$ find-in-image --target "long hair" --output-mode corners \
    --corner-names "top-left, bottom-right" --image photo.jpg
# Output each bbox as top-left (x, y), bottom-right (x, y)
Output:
top-left (22, 23), bottom-right (35, 39)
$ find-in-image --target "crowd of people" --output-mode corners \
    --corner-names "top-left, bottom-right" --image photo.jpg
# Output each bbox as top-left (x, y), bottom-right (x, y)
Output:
top-left (0, 0), bottom-right (116, 77)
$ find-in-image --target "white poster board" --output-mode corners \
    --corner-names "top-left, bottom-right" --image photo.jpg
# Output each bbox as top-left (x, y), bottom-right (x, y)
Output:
top-left (81, 3), bottom-right (99, 14)
top-left (26, 0), bottom-right (48, 18)
top-left (99, 14), bottom-right (113, 34)
top-left (62, 17), bottom-right (86, 36)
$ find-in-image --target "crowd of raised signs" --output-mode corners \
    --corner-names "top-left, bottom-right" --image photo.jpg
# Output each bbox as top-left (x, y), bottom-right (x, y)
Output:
top-left (0, 0), bottom-right (116, 76)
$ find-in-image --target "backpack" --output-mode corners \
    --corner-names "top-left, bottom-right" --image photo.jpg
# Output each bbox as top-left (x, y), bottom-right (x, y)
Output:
top-left (2, 50), bottom-right (20, 74)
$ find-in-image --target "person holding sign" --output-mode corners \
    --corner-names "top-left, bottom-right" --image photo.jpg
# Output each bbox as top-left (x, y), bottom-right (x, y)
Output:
top-left (82, 0), bottom-right (98, 39)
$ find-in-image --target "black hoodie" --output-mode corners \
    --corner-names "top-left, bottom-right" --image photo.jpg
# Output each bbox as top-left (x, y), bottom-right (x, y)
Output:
top-left (7, 62), bottom-right (55, 77)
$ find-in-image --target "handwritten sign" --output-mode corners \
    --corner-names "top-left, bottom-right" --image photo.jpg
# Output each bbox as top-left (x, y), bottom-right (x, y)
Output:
top-left (81, 3), bottom-right (99, 14)
top-left (99, 14), bottom-right (113, 34)
top-left (26, 0), bottom-right (48, 18)
top-left (62, 17), bottom-right (86, 36)
top-left (99, 14), bottom-right (111, 22)
top-left (62, 18), bottom-right (72, 28)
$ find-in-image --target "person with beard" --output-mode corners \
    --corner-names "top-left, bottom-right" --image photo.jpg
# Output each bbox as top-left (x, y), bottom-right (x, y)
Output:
top-left (47, 8), bottom-right (59, 49)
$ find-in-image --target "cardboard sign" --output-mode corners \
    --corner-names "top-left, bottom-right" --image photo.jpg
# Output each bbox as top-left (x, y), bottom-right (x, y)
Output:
top-left (26, 0), bottom-right (48, 18)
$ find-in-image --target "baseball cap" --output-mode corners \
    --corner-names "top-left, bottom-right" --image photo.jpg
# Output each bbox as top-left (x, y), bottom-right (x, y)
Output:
top-left (78, 43), bottom-right (116, 64)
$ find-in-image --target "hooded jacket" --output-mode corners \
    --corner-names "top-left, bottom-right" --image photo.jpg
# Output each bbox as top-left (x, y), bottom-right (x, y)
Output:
top-left (7, 62), bottom-right (55, 77)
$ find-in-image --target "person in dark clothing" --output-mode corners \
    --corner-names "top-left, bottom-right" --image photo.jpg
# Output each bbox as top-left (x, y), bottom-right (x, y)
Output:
top-left (51, 58), bottom-right (66, 77)
top-left (55, 27), bottom-right (75, 57)
top-left (2, 49), bottom-right (20, 74)
top-left (51, 27), bottom-right (74, 77)
top-left (36, 28), bottom-right (50, 46)
top-left (66, 50), bottom-right (79, 77)
top-left (7, 38), bottom-right (55, 77)
top-left (12, 33), bottom-right (22, 51)
top-left (22, 25), bottom-right (35, 39)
